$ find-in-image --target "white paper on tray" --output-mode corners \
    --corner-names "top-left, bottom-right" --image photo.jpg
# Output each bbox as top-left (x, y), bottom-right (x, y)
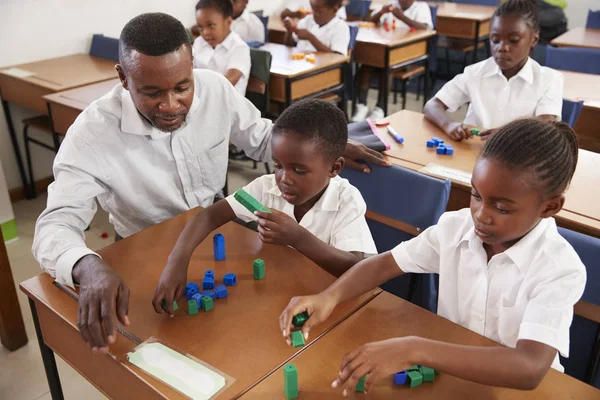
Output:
top-left (2, 68), bottom-right (36, 78)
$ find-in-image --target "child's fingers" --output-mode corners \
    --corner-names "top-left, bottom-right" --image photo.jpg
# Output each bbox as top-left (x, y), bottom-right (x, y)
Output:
top-left (364, 371), bottom-right (379, 394)
top-left (151, 290), bottom-right (166, 314)
top-left (341, 365), bottom-right (371, 397)
top-left (254, 210), bottom-right (274, 220)
top-left (339, 347), bottom-right (362, 376)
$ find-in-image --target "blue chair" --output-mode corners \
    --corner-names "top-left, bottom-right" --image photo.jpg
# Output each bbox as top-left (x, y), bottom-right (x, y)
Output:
top-left (532, 43), bottom-right (548, 66)
top-left (345, 0), bottom-right (371, 21)
top-left (453, 0), bottom-right (499, 5)
top-left (90, 34), bottom-right (119, 62)
top-left (546, 46), bottom-right (600, 74)
top-left (345, 25), bottom-right (360, 103)
top-left (258, 15), bottom-right (269, 43)
top-left (557, 228), bottom-right (600, 387)
top-left (586, 9), bottom-right (600, 29)
top-left (562, 99), bottom-right (584, 127)
top-left (340, 163), bottom-right (451, 313)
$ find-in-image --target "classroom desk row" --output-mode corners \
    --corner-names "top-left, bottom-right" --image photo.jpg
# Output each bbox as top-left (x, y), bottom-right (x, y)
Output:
top-left (20, 208), bottom-right (600, 399)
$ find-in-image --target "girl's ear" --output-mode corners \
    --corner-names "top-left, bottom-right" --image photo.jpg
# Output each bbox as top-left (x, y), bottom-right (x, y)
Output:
top-left (531, 29), bottom-right (540, 49)
top-left (329, 157), bottom-right (345, 178)
top-left (540, 194), bottom-right (564, 219)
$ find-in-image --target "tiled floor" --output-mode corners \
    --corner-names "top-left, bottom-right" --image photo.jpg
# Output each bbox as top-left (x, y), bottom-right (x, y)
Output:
top-left (0, 92), bottom-right (459, 399)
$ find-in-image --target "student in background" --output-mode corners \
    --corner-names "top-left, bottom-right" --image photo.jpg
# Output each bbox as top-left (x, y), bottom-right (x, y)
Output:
top-left (351, 0), bottom-right (433, 122)
top-left (280, 118), bottom-right (585, 393)
top-left (279, 0), bottom-right (347, 20)
top-left (231, 0), bottom-right (266, 42)
top-left (193, 0), bottom-right (251, 95)
top-left (424, 0), bottom-right (563, 141)
top-left (153, 100), bottom-right (377, 314)
top-left (283, 0), bottom-right (350, 55)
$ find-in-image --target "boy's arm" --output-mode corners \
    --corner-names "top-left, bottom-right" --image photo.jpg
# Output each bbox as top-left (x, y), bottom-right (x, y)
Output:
top-left (224, 69), bottom-right (243, 86)
top-left (391, 7), bottom-right (429, 30)
top-left (370, 5), bottom-right (392, 23)
top-left (298, 30), bottom-right (335, 52)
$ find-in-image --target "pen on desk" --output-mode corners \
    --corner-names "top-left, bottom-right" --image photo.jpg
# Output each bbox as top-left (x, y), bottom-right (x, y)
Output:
top-left (386, 126), bottom-right (404, 144)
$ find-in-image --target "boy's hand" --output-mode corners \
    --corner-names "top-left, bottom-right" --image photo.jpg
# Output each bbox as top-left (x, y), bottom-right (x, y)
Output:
top-left (283, 17), bottom-right (294, 31)
top-left (295, 29), bottom-right (312, 40)
top-left (331, 337), bottom-right (415, 396)
top-left (152, 259), bottom-right (188, 316)
top-left (255, 210), bottom-right (305, 247)
top-left (279, 293), bottom-right (337, 345)
top-left (444, 121), bottom-right (470, 141)
top-left (479, 128), bottom-right (498, 141)
top-left (391, 6), bottom-right (405, 19)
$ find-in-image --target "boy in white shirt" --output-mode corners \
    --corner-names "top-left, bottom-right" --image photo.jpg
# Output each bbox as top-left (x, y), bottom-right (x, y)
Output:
top-left (231, 0), bottom-right (266, 42)
top-left (278, 0), bottom-right (347, 20)
top-left (192, 0), bottom-right (251, 95)
top-left (153, 99), bottom-right (377, 313)
top-left (282, 0), bottom-right (350, 55)
top-left (280, 118), bottom-right (586, 392)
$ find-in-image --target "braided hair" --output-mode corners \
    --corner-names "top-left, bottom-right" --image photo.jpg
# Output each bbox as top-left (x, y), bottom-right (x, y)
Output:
top-left (493, 0), bottom-right (539, 32)
top-left (195, 0), bottom-right (233, 18)
top-left (480, 119), bottom-right (579, 198)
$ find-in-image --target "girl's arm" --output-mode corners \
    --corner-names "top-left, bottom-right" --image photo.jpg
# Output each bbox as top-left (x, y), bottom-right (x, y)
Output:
top-left (424, 97), bottom-right (470, 141)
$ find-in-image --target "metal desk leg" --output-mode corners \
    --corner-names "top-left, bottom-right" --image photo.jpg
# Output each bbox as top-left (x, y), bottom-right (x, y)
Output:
top-left (1, 99), bottom-right (33, 199)
top-left (473, 22), bottom-right (481, 65)
top-left (383, 51), bottom-right (390, 116)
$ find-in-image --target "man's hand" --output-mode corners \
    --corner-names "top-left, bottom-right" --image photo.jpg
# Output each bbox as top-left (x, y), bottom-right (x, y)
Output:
top-left (344, 140), bottom-right (391, 173)
top-left (255, 210), bottom-right (305, 247)
top-left (152, 257), bottom-right (189, 316)
top-left (73, 255), bottom-right (130, 354)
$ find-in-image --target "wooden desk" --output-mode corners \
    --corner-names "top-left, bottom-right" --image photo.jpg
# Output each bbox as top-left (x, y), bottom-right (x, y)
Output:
top-left (267, 17), bottom-right (297, 45)
top-left (44, 78), bottom-right (119, 135)
top-left (551, 27), bottom-right (600, 50)
top-left (0, 54), bottom-right (117, 198)
top-left (378, 110), bottom-right (600, 238)
top-left (561, 70), bottom-right (600, 153)
top-left (260, 43), bottom-right (349, 108)
top-left (241, 292), bottom-right (600, 399)
top-left (0, 229), bottom-right (27, 351)
top-left (20, 209), bottom-right (380, 399)
top-left (352, 25), bottom-right (436, 115)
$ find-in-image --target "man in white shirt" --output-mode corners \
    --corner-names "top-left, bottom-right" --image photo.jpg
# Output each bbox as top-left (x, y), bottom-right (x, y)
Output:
top-left (32, 12), bottom-right (388, 354)
top-left (231, 0), bottom-right (266, 42)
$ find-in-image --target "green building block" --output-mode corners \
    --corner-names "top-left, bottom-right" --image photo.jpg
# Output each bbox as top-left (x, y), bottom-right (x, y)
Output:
top-left (187, 299), bottom-right (198, 315)
top-left (201, 296), bottom-right (214, 311)
top-left (355, 376), bottom-right (366, 392)
top-left (284, 364), bottom-right (299, 400)
top-left (291, 330), bottom-right (305, 348)
top-left (233, 189), bottom-right (271, 214)
top-left (406, 365), bottom-right (419, 372)
top-left (292, 311), bottom-right (309, 327)
top-left (161, 300), bottom-right (178, 312)
top-left (407, 371), bottom-right (423, 388)
top-left (470, 128), bottom-right (481, 136)
top-left (434, 369), bottom-right (440, 375)
top-left (419, 366), bottom-right (435, 382)
top-left (253, 259), bottom-right (266, 280)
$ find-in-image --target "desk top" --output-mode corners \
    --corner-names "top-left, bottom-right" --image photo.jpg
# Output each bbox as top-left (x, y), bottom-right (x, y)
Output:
top-left (241, 292), bottom-right (600, 399)
top-left (0, 54), bottom-right (117, 92)
top-left (561, 70), bottom-right (600, 105)
top-left (22, 209), bottom-right (379, 399)
top-left (43, 78), bottom-right (120, 110)
top-left (353, 23), bottom-right (436, 46)
top-left (260, 43), bottom-right (349, 78)
top-left (551, 27), bottom-right (600, 50)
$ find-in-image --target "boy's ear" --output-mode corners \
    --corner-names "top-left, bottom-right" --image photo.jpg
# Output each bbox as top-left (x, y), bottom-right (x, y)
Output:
top-left (329, 157), bottom-right (345, 177)
top-left (116, 65), bottom-right (129, 90)
top-left (226, 16), bottom-right (233, 27)
top-left (540, 194), bottom-right (564, 219)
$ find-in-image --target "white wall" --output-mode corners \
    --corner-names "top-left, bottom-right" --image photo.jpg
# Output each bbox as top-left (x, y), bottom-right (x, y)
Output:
top-left (565, 0), bottom-right (600, 28)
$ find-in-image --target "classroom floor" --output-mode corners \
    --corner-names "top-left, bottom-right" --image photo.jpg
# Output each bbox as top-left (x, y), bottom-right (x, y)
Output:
top-left (0, 92), bottom-right (462, 400)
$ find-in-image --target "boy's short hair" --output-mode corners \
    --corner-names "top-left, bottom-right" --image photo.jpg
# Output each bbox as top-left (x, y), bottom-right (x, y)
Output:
top-left (324, 0), bottom-right (343, 8)
top-left (195, 0), bottom-right (234, 18)
top-left (273, 99), bottom-right (347, 160)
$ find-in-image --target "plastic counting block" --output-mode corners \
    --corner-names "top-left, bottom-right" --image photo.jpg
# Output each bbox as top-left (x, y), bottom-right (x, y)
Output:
top-left (214, 285), bottom-right (228, 299)
top-left (419, 366), bottom-right (435, 382)
top-left (201, 295), bottom-right (214, 311)
top-left (470, 128), bottom-right (481, 136)
top-left (223, 273), bottom-right (237, 286)
top-left (431, 137), bottom-right (443, 145)
top-left (292, 311), bottom-right (309, 327)
top-left (205, 270), bottom-right (214, 278)
top-left (291, 330), bottom-right (305, 348)
top-left (200, 291), bottom-right (215, 300)
top-left (406, 365), bottom-right (419, 372)
top-left (161, 300), bottom-right (178, 312)
top-left (408, 371), bottom-right (423, 387)
top-left (284, 364), bottom-right (299, 400)
top-left (185, 282), bottom-right (199, 297)
top-left (355, 376), bottom-right (366, 392)
top-left (426, 139), bottom-right (436, 148)
top-left (213, 233), bottom-right (225, 261)
top-left (253, 259), bottom-right (266, 280)
top-left (445, 146), bottom-right (454, 155)
top-left (187, 299), bottom-right (198, 315)
top-left (191, 293), bottom-right (203, 308)
top-left (436, 144), bottom-right (446, 155)
top-left (305, 54), bottom-right (316, 64)
top-left (234, 189), bottom-right (270, 214)
top-left (202, 277), bottom-right (215, 290)
top-left (434, 369), bottom-right (440, 375)
top-left (394, 371), bottom-right (407, 385)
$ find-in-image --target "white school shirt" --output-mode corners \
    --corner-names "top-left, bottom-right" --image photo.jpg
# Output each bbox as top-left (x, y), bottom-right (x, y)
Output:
top-left (372, 0), bottom-right (433, 30)
top-left (391, 208), bottom-right (586, 371)
top-left (232, 9), bottom-right (266, 42)
top-left (225, 175), bottom-right (378, 255)
top-left (435, 57), bottom-right (564, 129)
top-left (192, 31), bottom-right (251, 95)
top-left (275, 0), bottom-right (346, 17)
top-left (33, 70), bottom-right (273, 289)
top-left (294, 15), bottom-right (350, 55)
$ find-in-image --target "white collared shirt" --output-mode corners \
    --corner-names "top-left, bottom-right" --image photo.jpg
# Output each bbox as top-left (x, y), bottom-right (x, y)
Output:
top-left (225, 175), bottom-right (377, 255)
top-left (435, 57), bottom-right (564, 129)
top-left (33, 70), bottom-right (273, 289)
top-left (192, 31), bottom-right (251, 95)
top-left (275, 0), bottom-right (346, 18)
top-left (232, 9), bottom-right (266, 42)
top-left (372, 0), bottom-right (433, 30)
top-left (294, 15), bottom-right (350, 55)
top-left (391, 208), bottom-right (586, 371)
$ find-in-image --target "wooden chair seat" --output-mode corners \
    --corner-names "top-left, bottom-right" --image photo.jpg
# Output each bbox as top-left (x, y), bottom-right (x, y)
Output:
top-left (22, 116), bottom-right (52, 133)
top-left (392, 65), bottom-right (426, 80)
top-left (437, 36), bottom-right (486, 53)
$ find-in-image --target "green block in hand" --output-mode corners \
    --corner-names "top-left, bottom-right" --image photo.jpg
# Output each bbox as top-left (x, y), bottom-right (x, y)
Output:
top-left (291, 330), bottom-right (305, 348)
top-left (234, 189), bottom-right (270, 214)
top-left (355, 376), bottom-right (366, 392)
top-left (292, 311), bottom-right (309, 327)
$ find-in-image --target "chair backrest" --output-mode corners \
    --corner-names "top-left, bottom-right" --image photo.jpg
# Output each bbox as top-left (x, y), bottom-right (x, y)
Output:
top-left (348, 25), bottom-right (359, 52)
top-left (557, 227), bottom-right (600, 387)
top-left (246, 48), bottom-right (272, 116)
top-left (252, 9), bottom-right (264, 17)
top-left (345, 1), bottom-right (372, 21)
top-left (428, 5), bottom-right (439, 73)
top-left (345, 25), bottom-right (360, 100)
top-left (453, 0), bottom-right (499, 5)
top-left (429, 4), bottom-right (438, 28)
top-left (258, 15), bottom-right (269, 43)
top-left (546, 46), bottom-right (600, 74)
top-left (562, 99), bottom-right (584, 128)
top-left (89, 34), bottom-right (119, 62)
top-left (586, 9), bottom-right (600, 29)
top-left (340, 163), bottom-right (451, 312)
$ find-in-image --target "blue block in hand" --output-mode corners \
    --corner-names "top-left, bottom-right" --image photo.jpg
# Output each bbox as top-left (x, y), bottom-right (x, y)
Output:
top-left (202, 277), bottom-right (214, 290)
top-left (436, 145), bottom-right (446, 155)
top-left (191, 293), bottom-right (203, 307)
top-left (426, 139), bottom-right (436, 148)
top-left (213, 233), bottom-right (225, 261)
top-left (200, 291), bottom-right (215, 300)
top-left (214, 285), bottom-right (228, 299)
top-left (223, 273), bottom-right (237, 286)
top-left (394, 371), bottom-right (408, 385)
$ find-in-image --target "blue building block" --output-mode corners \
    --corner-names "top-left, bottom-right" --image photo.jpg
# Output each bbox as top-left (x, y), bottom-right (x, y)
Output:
top-left (214, 285), bottom-right (228, 299)
top-left (202, 277), bottom-right (214, 290)
top-left (223, 273), bottom-right (237, 286)
top-left (205, 270), bottom-right (214, 279)
top-left (432, 137), bottom-right (443, 145)
top-left (200, 291), bottom-right (215, 300)
top-left (436, 144), bottom-right (446, 154)
top-left (185, 282), bottom-right (199, 298)
top-left (213, 233), bottom-right (225, 261)
top-left (191, 293), bottom-right (203, 308)
top-left (445, 146), bottom-right (454, 155)
top-left (426, 139), bottom-right (436, 147)
top-left (394, 371), bottom-right (407, 385)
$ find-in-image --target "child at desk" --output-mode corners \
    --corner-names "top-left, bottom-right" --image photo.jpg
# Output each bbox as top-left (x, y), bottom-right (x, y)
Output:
top-left (282, 0), bottom-right (350, 55)
top-left (351, 0), bottom-right (433, 122)
top-left (231, 0), bottom-right (266, 42)
top-left (280, 118), bottom-right (586, 393)
top-left (153, 99), bottom-right (377, 315)
top-left (424, 0), bottom-right (563, 141)
top-left (192, 0), bottom-right (251, 95)
top-left (279, 0), bottom-right (347, 20)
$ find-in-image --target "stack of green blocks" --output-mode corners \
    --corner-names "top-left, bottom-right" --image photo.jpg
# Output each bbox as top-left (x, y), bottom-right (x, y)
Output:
top-left (402, 365), bottom-right (438, 388)
top-left (284, 364), bottom-right (299, 399)
top-left (253, 258), bottom-right (265, 280)
top-left (290, 330), bottom-right (305, 348)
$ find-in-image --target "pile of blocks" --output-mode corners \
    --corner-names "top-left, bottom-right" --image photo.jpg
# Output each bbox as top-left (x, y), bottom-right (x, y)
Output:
top-left (291, 52), bottom-right (305, 60)
top-left (184, 270), bottom-right (235, 315)
top-left (426, 137), bottom-right (454, 155)
top-left (358, 21), bottom-right (376, 28)
top-left (394, 365), bottom-right (439, 388)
